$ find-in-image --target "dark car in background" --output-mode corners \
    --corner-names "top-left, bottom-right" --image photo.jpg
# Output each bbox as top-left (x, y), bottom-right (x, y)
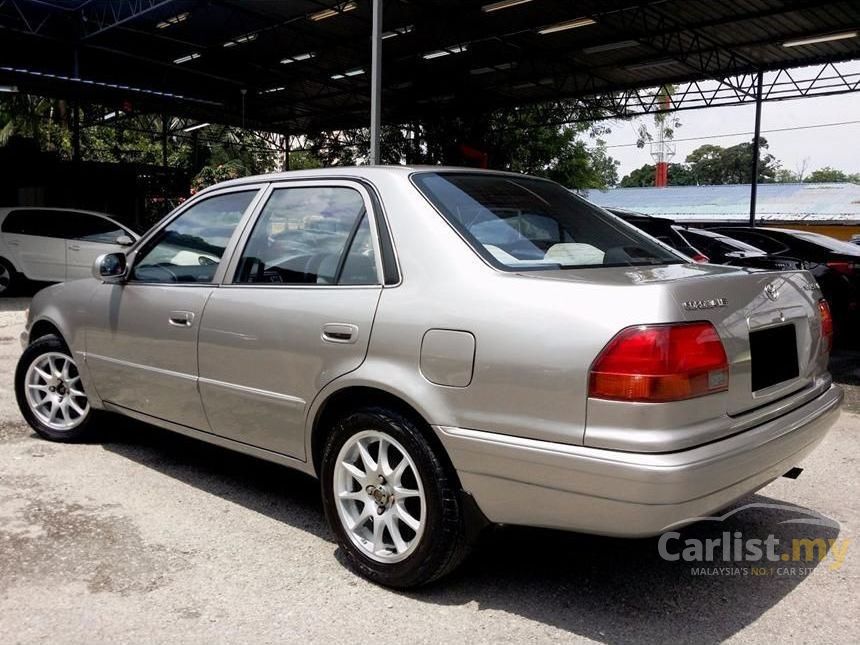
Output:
top-left (606, 208), bottom-right (706, 261)
top-left (713, 227), bottom-right (860, 345)
top-left (675, 226), bottom-right (806, 271)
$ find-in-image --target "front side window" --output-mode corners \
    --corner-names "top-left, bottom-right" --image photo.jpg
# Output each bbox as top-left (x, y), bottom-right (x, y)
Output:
top-left (412, 173), bottom-right (683, 270)
top-left (64, 213), bottom-right (126, 243)
top-left (131, 190), bottom-right (257, 283)
top-left (234, 186), bottom-right (377, 285)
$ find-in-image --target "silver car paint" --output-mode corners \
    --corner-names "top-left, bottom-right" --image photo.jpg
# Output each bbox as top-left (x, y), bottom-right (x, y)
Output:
top-left (21, 166), bottom-right (842, 536)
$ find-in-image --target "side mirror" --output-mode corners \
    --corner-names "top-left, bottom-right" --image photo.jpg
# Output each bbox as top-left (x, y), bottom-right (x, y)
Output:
top-left (115, 234), bottom-right (135, 247)
top-left (93, 252), bottom-right (128, 283)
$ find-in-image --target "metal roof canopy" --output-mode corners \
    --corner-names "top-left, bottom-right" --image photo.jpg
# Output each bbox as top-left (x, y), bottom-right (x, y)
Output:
top-left (1, 0), bottom-right (860, 136)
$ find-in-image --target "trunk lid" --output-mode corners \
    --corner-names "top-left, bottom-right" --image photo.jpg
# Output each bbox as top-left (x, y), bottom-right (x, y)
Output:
top-left (521, 263), bottom-right (825, 417)
top-left (664, 267), bottom-right (823, 414)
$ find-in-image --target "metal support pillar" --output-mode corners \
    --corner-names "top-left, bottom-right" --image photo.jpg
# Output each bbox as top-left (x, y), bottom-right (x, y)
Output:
top-left (749, 70), bottom-right (764, 227)
top-left (369, 0), bottom-right (383, 165)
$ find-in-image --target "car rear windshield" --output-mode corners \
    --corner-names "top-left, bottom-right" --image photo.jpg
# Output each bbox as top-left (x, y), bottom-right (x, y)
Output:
top-left (412, 172), bottom-right (683, 270)
top-left (792, 231), bottom-right (860, 256)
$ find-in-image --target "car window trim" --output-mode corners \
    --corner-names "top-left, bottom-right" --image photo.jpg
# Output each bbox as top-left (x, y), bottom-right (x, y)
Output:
top-left (125, 184), bottom-right (267, 287)
top-left (219, 179), bottom-right (386, 289)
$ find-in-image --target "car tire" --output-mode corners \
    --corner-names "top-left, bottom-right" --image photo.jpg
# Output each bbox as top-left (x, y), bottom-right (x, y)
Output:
top-left (321, 406), bottom-right (469, 588)
top-left (15, 334), bottom-right (100, 442)
top-left (0, 257), bottom-right (18, 296)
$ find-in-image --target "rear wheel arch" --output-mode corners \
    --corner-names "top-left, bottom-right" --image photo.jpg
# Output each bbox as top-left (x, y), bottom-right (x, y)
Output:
top-left (310, 385), bottom-right (456, 483)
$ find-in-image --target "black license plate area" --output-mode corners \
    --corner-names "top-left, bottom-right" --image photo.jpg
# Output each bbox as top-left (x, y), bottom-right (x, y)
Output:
top-left (750, 324), bottom-right (799, 391)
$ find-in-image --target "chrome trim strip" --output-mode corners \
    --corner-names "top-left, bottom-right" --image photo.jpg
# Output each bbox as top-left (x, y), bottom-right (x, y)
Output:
top-left (198, 376), bottom-right (306, 407)
top-left (86, 353), bottom-right (306, 407)
top-left (85, 353), bottom-right (197, 382)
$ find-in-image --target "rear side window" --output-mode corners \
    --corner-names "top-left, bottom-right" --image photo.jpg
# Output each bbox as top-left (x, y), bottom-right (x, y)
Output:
top-left (412, 173), bottom-right (682, 270)
top-left (233, 186), bottom-right (377, 285)
top-left (1, 209), bottom-right (62, 237)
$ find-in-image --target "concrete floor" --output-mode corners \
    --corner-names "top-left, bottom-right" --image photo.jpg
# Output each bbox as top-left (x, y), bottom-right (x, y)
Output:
top-left (1, 296), bottom-right (858, 644)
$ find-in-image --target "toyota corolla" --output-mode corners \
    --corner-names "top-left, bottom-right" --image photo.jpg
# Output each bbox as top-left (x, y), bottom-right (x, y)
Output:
top-left (15, 167), bottom-right (842, 588)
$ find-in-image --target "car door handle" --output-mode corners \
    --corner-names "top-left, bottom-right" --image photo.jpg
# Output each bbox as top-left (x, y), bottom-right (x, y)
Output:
top-left (7, 240), bottom-right (19, 247)
top-left (68, 244), bottom-right (81, 251)
top-left (322, 323), bottom-right (358, 344)
top-left (168, 311), bottom-right (195, 327)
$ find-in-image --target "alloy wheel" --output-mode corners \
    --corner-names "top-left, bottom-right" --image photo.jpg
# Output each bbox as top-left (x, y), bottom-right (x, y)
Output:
top-left (24, 352), bottom-right (90, 431)
top-left (333, 430), bottom-right (426, 563)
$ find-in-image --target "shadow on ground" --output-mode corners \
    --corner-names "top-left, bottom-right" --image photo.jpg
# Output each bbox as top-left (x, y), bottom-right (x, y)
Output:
top-left (100, 420), bottom-right (841, 644)
top-left (829, 348), bottom-right (860, 414)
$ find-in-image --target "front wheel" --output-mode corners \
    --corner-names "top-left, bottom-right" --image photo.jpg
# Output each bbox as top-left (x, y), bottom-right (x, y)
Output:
top-left (15, 334), bottom-right (99, 442)
top-left (321, 407), bottom-right (469, 588)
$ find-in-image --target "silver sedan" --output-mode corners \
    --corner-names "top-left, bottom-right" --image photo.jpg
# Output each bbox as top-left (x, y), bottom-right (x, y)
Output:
top-left (15, 167), bottom-right (842, 587)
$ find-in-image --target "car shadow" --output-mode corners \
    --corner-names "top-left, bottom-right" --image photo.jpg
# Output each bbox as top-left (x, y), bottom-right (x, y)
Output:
top-left (100, 419), bottom-right (841, 643)
top-left (828, 348), bottom-right (860, 414)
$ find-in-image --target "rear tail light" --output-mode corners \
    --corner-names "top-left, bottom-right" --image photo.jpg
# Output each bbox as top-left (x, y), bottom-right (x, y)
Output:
top-left (818, 299), bottom-right (834, 354)
top-left (691, 253), bottom-right (709, 263)
top-left (589, 322), bottom-right (729, 403)
top-left (826, 261), bottom-right (857, 275)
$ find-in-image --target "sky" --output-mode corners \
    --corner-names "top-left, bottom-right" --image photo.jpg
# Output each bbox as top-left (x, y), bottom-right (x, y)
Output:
top-left (598, 63), bottom-right (860, 181)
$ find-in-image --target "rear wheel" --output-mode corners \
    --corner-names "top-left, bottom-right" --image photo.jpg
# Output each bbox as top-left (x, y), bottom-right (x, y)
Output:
top-left (15, 335), bottom-right (99, 442)
top-left (0, 258), bottom-right (17, 296)
top-left (321, 407), bottom-right (469, 588)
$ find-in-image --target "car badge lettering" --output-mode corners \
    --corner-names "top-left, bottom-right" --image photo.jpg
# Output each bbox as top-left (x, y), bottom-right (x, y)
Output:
top-left (682, 297), bottom-right (728, 311)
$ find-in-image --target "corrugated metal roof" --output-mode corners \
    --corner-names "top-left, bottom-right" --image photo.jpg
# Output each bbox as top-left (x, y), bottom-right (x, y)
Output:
top-left (585, 183), bottom-right (860, 222)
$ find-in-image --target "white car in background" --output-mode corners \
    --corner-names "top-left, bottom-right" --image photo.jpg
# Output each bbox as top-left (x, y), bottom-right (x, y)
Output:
top-left (0, 207), bottom-right (136, 295)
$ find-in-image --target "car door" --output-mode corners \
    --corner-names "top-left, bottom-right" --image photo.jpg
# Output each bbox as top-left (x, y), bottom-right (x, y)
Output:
top-left (85, 187), bottom-right (264, 429)
top-left (0, 209), bottom-right (67, 281)
top-left (197, 181), bottom-right (385, 458)
top-left (65, 213), bottom-right (134, 280)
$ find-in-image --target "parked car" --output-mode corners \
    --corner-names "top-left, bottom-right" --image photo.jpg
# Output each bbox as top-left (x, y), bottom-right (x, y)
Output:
top-left (16, 168), bottom-right (842, 587)
top-left (605, 208), bottom-right (706, 261)
top-left (0, 207), bottom-right (137, 295)
top-left (674, 226), bottom-right (806, 271)
top-left (850, 234), bottom-right (860, 246)
top-left (712, 226), bottom-right (860, 345)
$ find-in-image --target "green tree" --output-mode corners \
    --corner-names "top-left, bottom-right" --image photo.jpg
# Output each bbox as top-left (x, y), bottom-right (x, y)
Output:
top-left (775, 168), bottom-right (800, 183)
top-left (805, 166), bottom-right (850, 183)
top-left (685, 138), bottom-right (778, 184)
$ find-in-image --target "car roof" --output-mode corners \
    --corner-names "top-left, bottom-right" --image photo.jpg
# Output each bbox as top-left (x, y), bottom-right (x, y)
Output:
top-left (0, 206), bottom-right (136, 237)
top-left (0, 206), bottom-right (115, 218)
top-left (194, 165), bottom-right (538, 198)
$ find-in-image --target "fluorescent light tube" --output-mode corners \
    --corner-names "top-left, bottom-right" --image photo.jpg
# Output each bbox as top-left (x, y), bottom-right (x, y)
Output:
top-left (156, 12), bottom-right (189, 29)
top-left (482, 0), bottom-right (532, 12)
top-left (173, 52), bottom-right (201, 64)
top-left (423, 44), bottom-right (468, 59)
top-left (310, 2), bottom-right (356, 21)
top-left (783, 31), bottom-right (858, 47)
top-left (538, 17), bottom-right (596, 35)
top-left (183, 122), bottom-right (210, 133)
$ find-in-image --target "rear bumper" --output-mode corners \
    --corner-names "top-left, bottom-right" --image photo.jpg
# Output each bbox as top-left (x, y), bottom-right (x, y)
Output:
top-left (436, 383), bottom-right (843, 536)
